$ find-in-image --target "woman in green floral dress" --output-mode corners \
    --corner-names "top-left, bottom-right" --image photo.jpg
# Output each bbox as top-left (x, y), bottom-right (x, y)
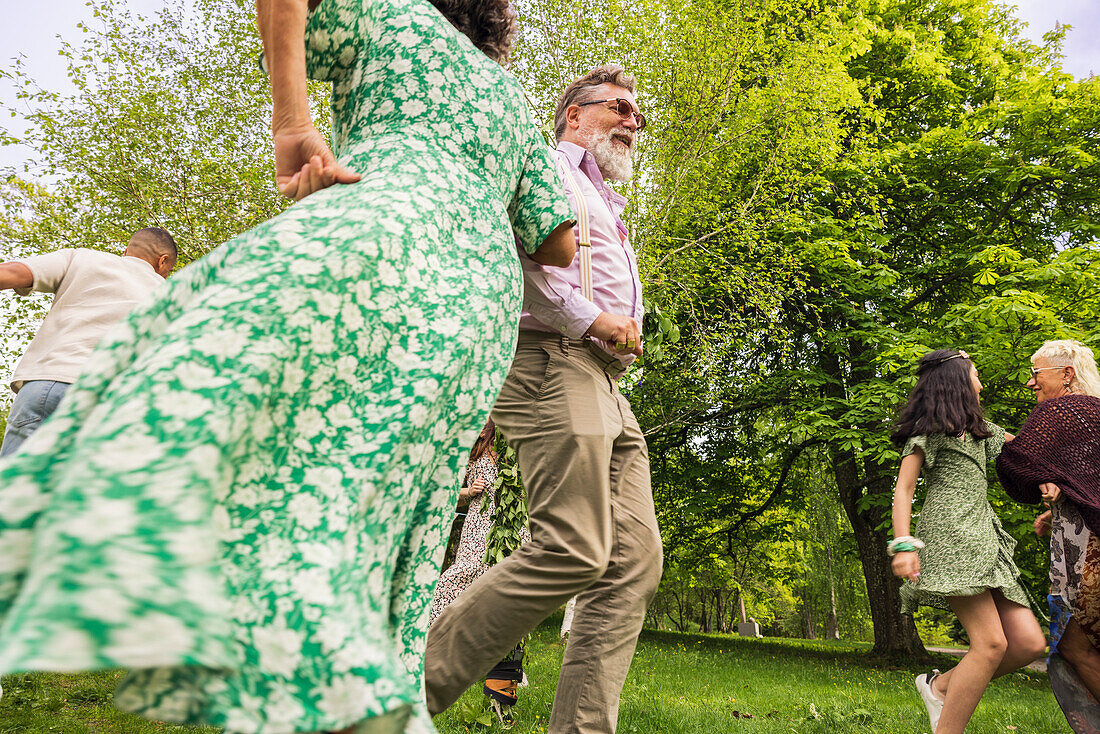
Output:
top-left (0, 1), bottom-right (574, 732)
top-left (889, 349), bottom-right (1046, 734)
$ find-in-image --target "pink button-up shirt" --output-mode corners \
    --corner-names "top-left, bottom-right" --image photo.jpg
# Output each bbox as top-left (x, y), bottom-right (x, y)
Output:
top-left (518, 141), bottom-right (644, 365)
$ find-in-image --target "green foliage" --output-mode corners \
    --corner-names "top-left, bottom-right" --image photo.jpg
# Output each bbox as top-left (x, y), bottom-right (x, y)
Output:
top-left (512, 0), bottom-right (1100, 651)
top-left (0, 0), bottom-right (332, 407)
top-left (483, 429), bottom-right (530, 567)
top-left (1, 0), bottom-right (1096, 654)
top-left (452, 693), bottom-right (494, 729)
top-left (435, 624), bottom-right (1062, 734)
top-left (1, 620), bottom-right (1064, 734)
top-left (0, 0), bottom-right (325, 263)
top-left (637, 295), bottom-right (681, 366)
top-left (0, 670), bottom-right (218, 733)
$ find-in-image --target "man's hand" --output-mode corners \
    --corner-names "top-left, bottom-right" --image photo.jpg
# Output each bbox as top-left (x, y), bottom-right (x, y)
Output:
top-left (587, 312), bottom-right (642, 356)
top-left (274, 125), bottom-right (360, 201)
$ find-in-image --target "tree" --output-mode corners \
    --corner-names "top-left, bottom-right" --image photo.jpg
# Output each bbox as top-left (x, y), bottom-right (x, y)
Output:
top-left (0, 0), bottom-right (333, 396)
top-left (0, 0), bottom-right (315, 264)
top-left (637, 0), bottom-right (1100, 654)
top-left (514, 0), bottom-right (1100, 653)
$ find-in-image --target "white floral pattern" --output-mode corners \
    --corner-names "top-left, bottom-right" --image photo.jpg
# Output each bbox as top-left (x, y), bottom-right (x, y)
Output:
top-left (0, 0), bottom-right (572, 732)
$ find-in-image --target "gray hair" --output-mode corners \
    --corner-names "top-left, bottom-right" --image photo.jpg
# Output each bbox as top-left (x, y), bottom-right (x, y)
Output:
top-left (1033, 339), bottom-right (1100, 398)
top-left (553, 64), bottom-right (637, 142)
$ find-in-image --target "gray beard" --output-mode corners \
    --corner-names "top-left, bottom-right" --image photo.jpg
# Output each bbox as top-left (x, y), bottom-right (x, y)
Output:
top-left (583, 128), bottom-right (634, 182)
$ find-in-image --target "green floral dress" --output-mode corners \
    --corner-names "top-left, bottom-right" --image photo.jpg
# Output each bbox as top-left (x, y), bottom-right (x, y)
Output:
top-left (900, 422), bottom-right (1031, 612)
top-left (0, 1), bottom-right (572, 732)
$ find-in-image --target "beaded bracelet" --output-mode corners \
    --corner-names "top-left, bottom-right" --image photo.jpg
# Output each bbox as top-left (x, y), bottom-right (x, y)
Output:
top-left (887, 536), bottom-right (926, 557)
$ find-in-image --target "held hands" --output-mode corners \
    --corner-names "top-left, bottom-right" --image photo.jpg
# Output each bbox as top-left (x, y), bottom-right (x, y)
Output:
top-left (274, 125), bottom-right (360, 200)
top-left (468, 477), bottom-right (487, 498)
top-left (1040, 482), bottom-right (1062, 503)
top-left (891, 552), bottom-right (920, 582)
top-left (1035, 509), bottom-right (1053, 537)
top-left (588, 312), bottom-right (642, 356)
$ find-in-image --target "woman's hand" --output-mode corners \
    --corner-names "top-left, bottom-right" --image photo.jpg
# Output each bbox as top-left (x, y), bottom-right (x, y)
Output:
top-left (891, 551), bottom-right (920, 582)
top-left (274, 125), bottom-right (360, 200)
top-left (468, 477), bottom-right (487, 498)
top-left (1035, 509), bottom-right (1053, 536)
top-left (1040, 482), bottom-right (1062, 503)
top-left (256, 0), bottom-right (358, 200)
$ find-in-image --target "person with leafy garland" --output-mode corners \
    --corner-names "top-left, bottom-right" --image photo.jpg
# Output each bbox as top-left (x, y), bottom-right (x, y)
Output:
top-left (429, 420), bottom-right (531, 728)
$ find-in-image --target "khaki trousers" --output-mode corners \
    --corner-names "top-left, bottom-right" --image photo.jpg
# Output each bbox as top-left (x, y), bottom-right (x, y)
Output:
top-left (424, 332), bottom-right (663, 734)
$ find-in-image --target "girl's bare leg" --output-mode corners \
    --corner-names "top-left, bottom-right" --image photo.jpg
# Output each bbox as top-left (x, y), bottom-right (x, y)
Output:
top-left (928, 589), bottom-right (1045, 703)
top-left (988, 590), bottom-right (1047, 675)
top-left (933, 592), bottom-right (1006, 733)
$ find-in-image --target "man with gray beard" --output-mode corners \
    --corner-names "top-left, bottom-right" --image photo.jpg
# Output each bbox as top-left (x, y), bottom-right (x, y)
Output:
top-left (426, 65), bottom-right (662, 734)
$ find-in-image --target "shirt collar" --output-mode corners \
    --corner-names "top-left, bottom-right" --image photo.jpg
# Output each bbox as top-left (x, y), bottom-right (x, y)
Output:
top-left (122, 255), bottom-right (158, 274)
top-left (555, 141), bottom-right (629, 215)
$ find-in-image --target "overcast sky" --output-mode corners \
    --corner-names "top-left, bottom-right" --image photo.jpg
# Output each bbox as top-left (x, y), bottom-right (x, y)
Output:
top-left (0, 0), bottom-right (1096, 175)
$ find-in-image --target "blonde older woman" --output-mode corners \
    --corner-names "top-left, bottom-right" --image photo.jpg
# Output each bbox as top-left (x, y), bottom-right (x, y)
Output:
top-left (997, 340), bottom-right (1100, 725)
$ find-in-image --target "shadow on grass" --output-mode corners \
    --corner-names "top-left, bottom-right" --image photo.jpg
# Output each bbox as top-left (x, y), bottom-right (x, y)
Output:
top-left (637, 627), bottom-right (1048, 685)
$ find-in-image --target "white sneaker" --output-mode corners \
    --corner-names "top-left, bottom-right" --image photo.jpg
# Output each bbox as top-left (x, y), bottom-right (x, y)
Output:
top-left (915, 670), bottom-right (944, 732)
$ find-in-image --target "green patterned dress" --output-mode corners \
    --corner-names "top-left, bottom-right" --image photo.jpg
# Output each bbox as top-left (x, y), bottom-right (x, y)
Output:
top-left (0, 1), bottom-right (572, 732)
top-left (900, 422), bottom-right (1031, 612)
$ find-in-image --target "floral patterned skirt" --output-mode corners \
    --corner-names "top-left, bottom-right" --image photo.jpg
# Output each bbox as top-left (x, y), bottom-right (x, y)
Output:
top-left (0, 176), bottom-right (523, 733)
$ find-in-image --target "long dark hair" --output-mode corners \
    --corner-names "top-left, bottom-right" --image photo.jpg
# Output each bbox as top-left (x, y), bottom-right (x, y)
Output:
top-left (428, 0), bottom-right (517, 63)
top-left (891, 349), bottom-right (991, 445)
top-left (469, 418), bottom-right (497, 463)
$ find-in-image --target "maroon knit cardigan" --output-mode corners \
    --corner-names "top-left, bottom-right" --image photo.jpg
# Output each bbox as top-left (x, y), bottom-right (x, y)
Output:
top-left (996, 393), bottom-right (1100, 536)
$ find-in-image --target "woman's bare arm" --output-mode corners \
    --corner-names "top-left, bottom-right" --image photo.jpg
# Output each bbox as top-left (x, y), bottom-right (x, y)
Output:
top-left (255, 0), bottom-right (359, 199)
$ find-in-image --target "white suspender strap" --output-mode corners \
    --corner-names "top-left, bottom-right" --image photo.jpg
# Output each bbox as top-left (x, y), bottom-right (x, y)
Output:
top-left (556, 154), bottom-right (594, 303)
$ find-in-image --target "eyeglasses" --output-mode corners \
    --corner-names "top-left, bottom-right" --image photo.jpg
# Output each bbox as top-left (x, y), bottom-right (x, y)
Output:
top-left (577, 98), bottom-right (647, 131)
top-left (1028, 365), bottom-right (1070, 379)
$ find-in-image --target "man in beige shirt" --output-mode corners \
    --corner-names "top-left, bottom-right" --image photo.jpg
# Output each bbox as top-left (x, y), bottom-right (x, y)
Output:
top-left (0, 227), bottom-right (176, 456)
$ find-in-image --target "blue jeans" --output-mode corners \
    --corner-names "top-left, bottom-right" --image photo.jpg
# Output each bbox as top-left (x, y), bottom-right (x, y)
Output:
top-left (1, 380), bottom-right (69, 457)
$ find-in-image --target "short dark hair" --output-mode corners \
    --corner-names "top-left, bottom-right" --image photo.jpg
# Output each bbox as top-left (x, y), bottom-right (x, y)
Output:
top-left (892, 349), bottom-right (992, 445)
top-left (428, 0), bottom-right (517, 63)
top-left (129, 227), bottom-right (178, 266)
top-left (554, 64), bottom-right (637, 141)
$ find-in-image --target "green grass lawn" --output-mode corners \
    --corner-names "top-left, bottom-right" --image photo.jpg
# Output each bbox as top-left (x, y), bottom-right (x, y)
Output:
top-left (1, 625), bottom-right (1069, 733)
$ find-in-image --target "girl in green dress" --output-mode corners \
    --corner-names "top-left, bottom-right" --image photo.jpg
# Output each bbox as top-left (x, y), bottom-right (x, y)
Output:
top-left (0, 1), bottom-right (575, 733)
top-left (890, 349), bottom-right (1046, 734)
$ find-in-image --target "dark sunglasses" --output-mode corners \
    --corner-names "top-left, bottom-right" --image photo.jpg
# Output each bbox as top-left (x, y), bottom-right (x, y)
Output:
top-left (577, 98), bottom-right (647, 131)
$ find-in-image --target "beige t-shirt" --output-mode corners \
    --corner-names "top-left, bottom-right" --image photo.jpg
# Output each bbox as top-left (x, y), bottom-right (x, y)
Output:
top-left (10, 248), bottom-right (165, 392)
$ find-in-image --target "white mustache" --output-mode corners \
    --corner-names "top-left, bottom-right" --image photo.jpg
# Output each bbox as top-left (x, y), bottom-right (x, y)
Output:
top-left (612, 127), bottom-right (634, 142)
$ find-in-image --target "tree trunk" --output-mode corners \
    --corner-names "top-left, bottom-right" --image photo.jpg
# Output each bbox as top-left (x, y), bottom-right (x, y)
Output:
top-left (802, 601), bottom-right (818, 639)
top-left (738, 590), bottom-right (748, 624)
top-left (670, 587), bottom-right (688, 632)
top-left (835, 454), bottom-right (925, 656)
top-left (800, 540), bottom-right (817, 639)
top-left (715, 589), bottom-right (726, 633)
top-left (825, 539), bottom-right (840, 640)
